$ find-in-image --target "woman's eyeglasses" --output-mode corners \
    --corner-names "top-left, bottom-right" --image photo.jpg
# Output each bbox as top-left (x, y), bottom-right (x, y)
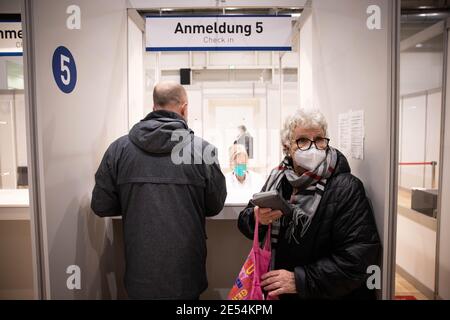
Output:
top-left (295, 137), bottom-right (330, 151)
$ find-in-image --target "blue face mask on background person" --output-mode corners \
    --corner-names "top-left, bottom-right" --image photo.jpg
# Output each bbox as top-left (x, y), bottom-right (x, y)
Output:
top-left (234, 164), bottom-right (247, 177)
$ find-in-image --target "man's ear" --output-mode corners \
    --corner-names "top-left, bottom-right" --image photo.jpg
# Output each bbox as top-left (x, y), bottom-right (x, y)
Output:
top-left (181, 103), bottom-right (188, 121)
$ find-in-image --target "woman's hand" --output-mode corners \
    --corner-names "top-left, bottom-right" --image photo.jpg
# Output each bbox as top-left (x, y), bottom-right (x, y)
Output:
top-left (261, 269), bottom-right (297, 297)
top-left (254, 206), bottom-right (283, 225)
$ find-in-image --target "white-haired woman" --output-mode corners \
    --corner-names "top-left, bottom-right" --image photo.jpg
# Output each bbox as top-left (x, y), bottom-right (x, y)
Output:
top-left (238, 108), bottom-right (380, 300)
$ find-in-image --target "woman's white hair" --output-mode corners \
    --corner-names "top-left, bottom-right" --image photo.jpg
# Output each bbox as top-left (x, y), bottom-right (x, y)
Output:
top-left (280, 108), bottom-right (328, 156)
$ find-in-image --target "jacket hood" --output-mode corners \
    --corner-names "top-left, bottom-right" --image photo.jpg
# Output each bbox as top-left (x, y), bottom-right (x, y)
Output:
top-left (129, 110), bottom-right (193, 154)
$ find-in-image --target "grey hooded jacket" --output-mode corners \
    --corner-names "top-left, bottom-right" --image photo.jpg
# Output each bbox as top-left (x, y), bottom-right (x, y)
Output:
top-left (91, 110), bottom-right (227, 299)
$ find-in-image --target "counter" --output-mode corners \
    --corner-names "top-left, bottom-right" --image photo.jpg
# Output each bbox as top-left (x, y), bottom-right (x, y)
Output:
top-left (111, 204), bottom-right (246, 220)
top-left (0, 189), bottom-right (33, 299)
top-left (0, 189), bottom-right (30, 220)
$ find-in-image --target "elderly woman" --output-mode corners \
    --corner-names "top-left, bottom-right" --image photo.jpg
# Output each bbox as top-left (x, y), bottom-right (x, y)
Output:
top-left (238, 108), bottom-right (381, 300)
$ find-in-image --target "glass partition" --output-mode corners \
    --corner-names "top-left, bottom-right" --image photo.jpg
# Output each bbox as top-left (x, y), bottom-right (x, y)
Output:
top-left (139, 49), bottom-right (299, 205)
top-left (395, 8), bottom-right (446, 300)
top-left (0, 15), bottom-right (33, 300)
top-left (0, 89), bottom-right (27, 190)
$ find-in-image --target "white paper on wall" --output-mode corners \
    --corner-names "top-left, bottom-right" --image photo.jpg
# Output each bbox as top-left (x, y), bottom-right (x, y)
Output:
top-left (350, 110), bottom-right (365, 160)
top-left (338, 112), bottom-right (351, 157)
top-left (337, 110), bottom-right (365, 160)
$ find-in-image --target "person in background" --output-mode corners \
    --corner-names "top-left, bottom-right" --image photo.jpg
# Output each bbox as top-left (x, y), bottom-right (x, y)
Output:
top-left (234, 125), bottom-right (254, 159)
top-left (238, 108), bottom-right (381, 300)
top-left (91, 81), bottom-right (227, 300)
top-left (225, 144), bottom-right (265, 204)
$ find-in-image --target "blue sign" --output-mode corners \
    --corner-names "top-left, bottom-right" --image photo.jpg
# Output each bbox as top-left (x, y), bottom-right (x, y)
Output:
top-left (52, 46), bottom-right (77, 93)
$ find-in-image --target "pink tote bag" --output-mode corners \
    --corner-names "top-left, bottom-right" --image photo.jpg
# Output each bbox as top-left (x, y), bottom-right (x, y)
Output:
top-left (228, 214), bottom-right (274, 300)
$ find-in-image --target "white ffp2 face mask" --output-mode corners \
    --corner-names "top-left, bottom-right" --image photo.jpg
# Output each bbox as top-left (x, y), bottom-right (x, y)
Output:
top-left (293, 148), bottom-right (327, 172)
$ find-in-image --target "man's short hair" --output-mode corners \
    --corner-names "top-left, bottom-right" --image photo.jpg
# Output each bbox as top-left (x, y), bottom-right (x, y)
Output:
top-left (238, 125), bottom-right (247, 132)
top-left (153, 82), bottom-right (187, 108)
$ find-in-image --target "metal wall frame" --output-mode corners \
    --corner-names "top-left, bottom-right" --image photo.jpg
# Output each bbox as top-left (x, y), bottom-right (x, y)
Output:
top-left (385, 0), bottom-right (401, 301)
top-left (434, 17), bottom-right (450, 301)
top-left (22, 0), bottom-right (48, 300)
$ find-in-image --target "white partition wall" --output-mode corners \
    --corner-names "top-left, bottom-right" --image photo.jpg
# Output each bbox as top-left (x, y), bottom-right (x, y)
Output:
top-left (299, 0), bottom-right (398, 298)
top-left (24, 0), bottom-right (128, 299)
top-left (400, 95), bottom-right (427, 188)
top-left (426, 91), bottom-right (442, 188)
top-left (127, 15), bottom-right (145, 129)
top-left (398, 90), bottom-right (442, 190)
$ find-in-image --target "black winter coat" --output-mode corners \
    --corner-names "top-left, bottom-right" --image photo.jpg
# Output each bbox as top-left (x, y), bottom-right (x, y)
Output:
top-left (91, 110), bottom-right (227, 299)
top-left (238, 151), bottom-right (381, 300)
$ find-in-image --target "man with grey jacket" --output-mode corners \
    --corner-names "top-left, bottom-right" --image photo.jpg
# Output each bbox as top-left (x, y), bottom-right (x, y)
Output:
top-left (91, 81), bottom-right (227, 300)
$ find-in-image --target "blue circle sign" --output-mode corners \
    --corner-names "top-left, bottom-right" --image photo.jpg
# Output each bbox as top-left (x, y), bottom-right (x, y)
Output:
top-left (52, 46), bottom-right (77, 94)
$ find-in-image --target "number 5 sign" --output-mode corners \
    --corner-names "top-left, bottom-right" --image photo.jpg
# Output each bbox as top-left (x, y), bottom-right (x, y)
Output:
top-left (52, 46), bottom-right (77, 93)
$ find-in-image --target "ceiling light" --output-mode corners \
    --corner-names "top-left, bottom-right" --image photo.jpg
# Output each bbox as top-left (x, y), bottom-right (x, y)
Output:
top-left (416, 43), bottom-right (423, 48)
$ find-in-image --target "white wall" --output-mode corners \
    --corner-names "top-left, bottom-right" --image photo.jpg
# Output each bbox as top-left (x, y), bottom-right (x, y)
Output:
top-left (0, 90), bottom-right (27, 188)
top-left (399, 91), bottom-right (441, 189)
top-left (400, 52), bottom-right (443, 96)
top-left (400, 95), bottom-right (427, 188)
top-left (425, 91), bottom-right (442, 188)
top-left (398, 51), bottom-right (443, 189)
top-left (0, 61), bottom-right (8, 89)
top-left (127, 16), bottom-right (144, 128)
top-left (14, 92), bottom-right (27, 167)
top-left (299, 14), bottom-right (313, 109)
top-left (0, 92), bottom-right (17, 188)
top-left (299, 0), bottom-right (394, 297)
top-left (28, 0), bottom-right (128, 299)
